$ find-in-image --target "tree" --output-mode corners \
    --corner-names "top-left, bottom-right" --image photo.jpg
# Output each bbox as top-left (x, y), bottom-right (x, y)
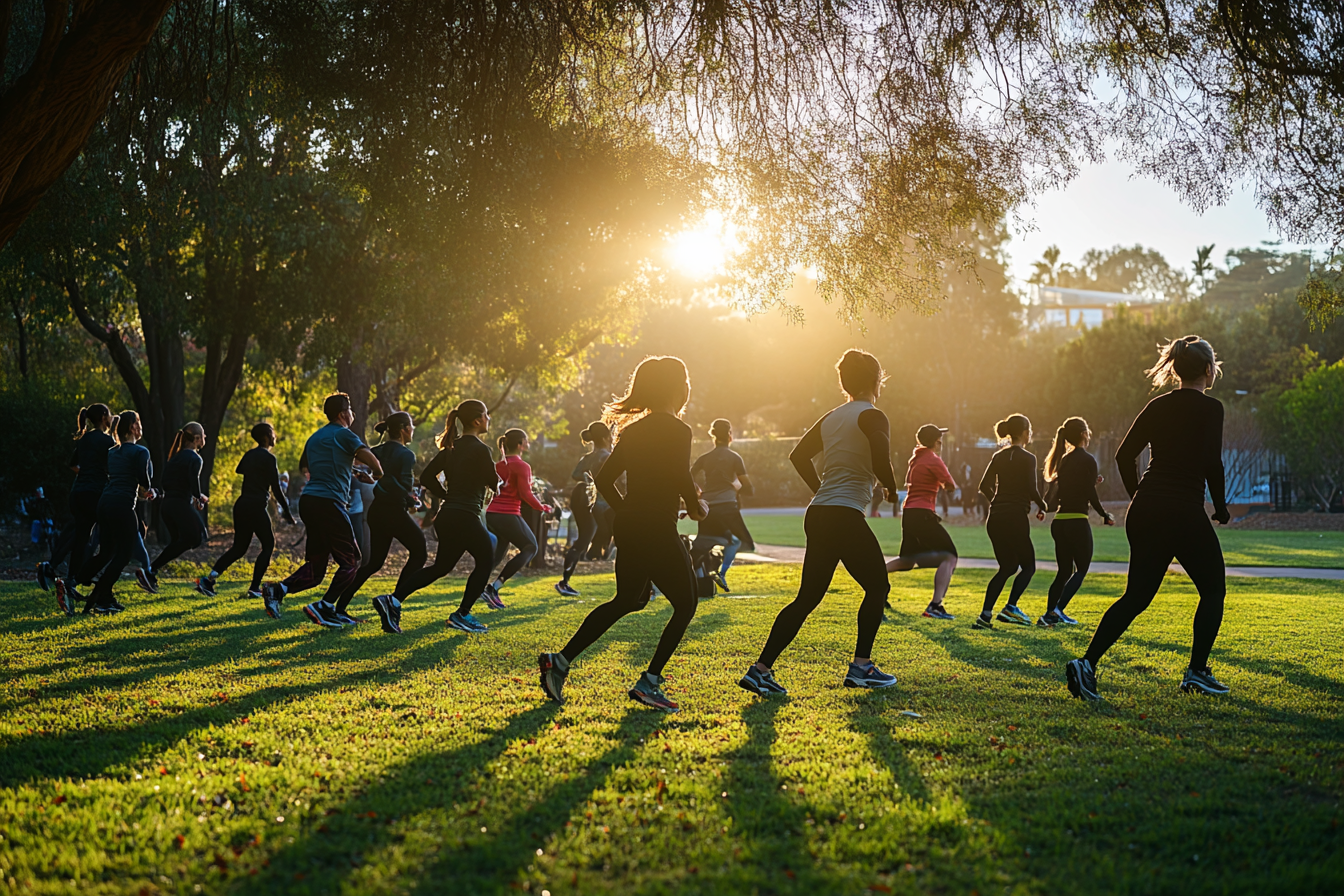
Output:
top-left (1052, 245), bottom-right (1191, 302)
top-left (1271, 360), bottom-right (1344, 509)
top-left (1202, 246), bottom-right (1310, 313)
top-left (1030, 245), bottom-right (1063, 288)
top-left (1193, 244), bottom-right (1217, 296)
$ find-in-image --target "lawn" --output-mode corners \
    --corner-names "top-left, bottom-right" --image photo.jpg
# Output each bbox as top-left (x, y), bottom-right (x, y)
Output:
top-left (1, 568), bottom-right (1341, 895)
top-left (686, 514), bottom-right (1344, 568)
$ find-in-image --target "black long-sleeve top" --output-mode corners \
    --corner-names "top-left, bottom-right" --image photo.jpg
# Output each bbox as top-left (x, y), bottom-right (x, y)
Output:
top-left (1046, 448), bottom-right (1108, 518)
top-left (1116, 389), bottom-right (1226, 516)
top-left (595, 412), bottom-right (698, 527)
top-left (978, 444), bottom-right (1046, 514)
top-left (69, 431), bottom-right (115, 494)
top-left (161, 449), bottom-right (203, 500)
top-left (419, 435), bottom-right (499, 516)
top-left (236, 446), bottom-right (292, 519)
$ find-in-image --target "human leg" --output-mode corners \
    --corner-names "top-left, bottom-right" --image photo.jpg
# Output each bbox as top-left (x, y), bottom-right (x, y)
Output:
top-left (150, 497), bottom-right (205, 575)
top-left (1083, 504), bottom-right (1171, 665)
top-left (1055, 519), bottom-right (1094, 615)
top-left (1005, 515), bottom-right (1036, 607)
top-left (644, 532), bottom-right (698, 676)
top-left (280, 495), bottom-right (338, 597)
top-left (756, 506), bottom-right (847, 668)
top-left (1173, 511), bottom-right (1226, 670)
top-left (560, 522), bottom-right (661, 663)
top-left (836, 513), bottom-right (890, 661)
top-left (249, 511), bottom-right (275, 591)
top-left (561, 502), bottom-right (596, 583)
top-left (980, 511), bottom-right (1021, 617)
top-left (212, 499), bottom-right (261, 577)
top-left (492, 514), bottom-right (538, 584)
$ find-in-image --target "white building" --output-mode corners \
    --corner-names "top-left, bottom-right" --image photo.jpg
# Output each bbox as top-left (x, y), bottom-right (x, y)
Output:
top-left (1028, 285), bottom-right (1165, 329)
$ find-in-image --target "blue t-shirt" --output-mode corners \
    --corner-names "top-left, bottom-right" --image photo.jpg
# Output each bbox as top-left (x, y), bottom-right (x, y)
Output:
top-left (299, 423), bottom-right (365, 505)
top-left (103, 444), bottom-right (153, 507)
top-left (372, 441), bottom-right (416, 503)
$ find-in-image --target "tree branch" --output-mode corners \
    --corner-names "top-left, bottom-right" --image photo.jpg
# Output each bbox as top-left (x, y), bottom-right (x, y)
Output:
top-left (64, 276), bottom-right (151, 413)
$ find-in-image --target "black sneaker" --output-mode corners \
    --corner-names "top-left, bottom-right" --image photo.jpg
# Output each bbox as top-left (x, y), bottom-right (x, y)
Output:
top-left (628, 672), bottom-right (678, 712)
top-left (539, 652), bottom-right (569, 703)
top-left (1066, 658), bottom-right (1102, 701)
top-left (1036, 611), bottom-right (1060, 627)
top-left (261, 583), bottom-right (284, 619)
top-left (711, 570), bottom-right (730, 592)
top-left (334, 610), bottom-right (363, 626)
top-left (303, 601), bottom-right (344, 629)
top-left (554, 581), bottom-right (580, 597)
top-left (1180, 666), bottom-right (1230, 696)
top-left (36, 561), bottom-right (54, 592)
top-left (972, 614), bottom-right (994, 630)
top-left (739, 665), bottom-right (787, 697)
top-left (135, 568), bottom-right (158, 595)
top-left (843, 661), bottom-right (898, 689)
top-left (54, 578), bottom-right (74, 616)
top-left (89, 603), bottom-right (121, 616)
top-left (194, 576), bottom-right (217, 597)
top-left (372, 595), bottom-right (402, 634)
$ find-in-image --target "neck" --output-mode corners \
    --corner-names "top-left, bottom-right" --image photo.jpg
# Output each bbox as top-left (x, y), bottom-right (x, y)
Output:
top-left (850, 393), bottom-right (875, 403)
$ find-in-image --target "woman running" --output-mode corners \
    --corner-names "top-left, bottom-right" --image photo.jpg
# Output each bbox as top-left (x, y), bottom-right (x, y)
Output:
top-left (39, 404), bottom-right (115, 609)
top-left (83, 411), bottom-right (157, 614)
top-left (1067, 336), bottom-right (1230, 700)
top-left (974, 414), bottom-right (1047, 630)
top-left (482, 429), bottom-right (553, 608)
top-left (195, 423), bottom-right (294, 599)
top-left (1039, 417), bottom-right (1114, 627)
top-left (387, 400), bottom-right (499, 633)
top-left (885, 424), bottom-right (959, 620)
top-left (330, 412), bottom-right (428, 633)
top-left (738, 349), bottom-right (900, 698)
top-left (147, 422), bottom-right (210, 583)
top-left (691, 418), bottom-right (755, 591)
top-left (555, 421), bottom-right (612, 597)
top-left (539, 356), bottom-right (708, 712)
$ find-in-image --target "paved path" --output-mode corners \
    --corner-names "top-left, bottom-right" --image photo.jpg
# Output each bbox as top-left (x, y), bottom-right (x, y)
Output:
top-left (738, 544), bottom-right (1344, 581)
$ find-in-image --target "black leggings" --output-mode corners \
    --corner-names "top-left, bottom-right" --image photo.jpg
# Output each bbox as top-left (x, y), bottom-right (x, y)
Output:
top-left (50, 489), bottom-right (100, 580)
top-left (394, 508), bottom-right (493, 614)
top-left (758, 504), bottom-right (889, 667)
top-left (211, 498), bottom-right (275, 591)
top-left (333, 494), bottom-right (428, 612)
top-left (981, 509), bottom-right (1035, 615)
top-left (282, 495), bottom-right (361, 602)
top-left (1085, 498), bottom-right (1225, 670)
top-left (562, 489), bottom-right (597, 581)
top-left (561, 518), bottom-right (696, 677)
top-left (487, 511), bottom-right (538, 583)
top-left (1047, 518), bottom-right (1092, 614)
top-left (89, 500), bottom-right (140, 608)
top-left (151, 496), bottom-right (205, 574)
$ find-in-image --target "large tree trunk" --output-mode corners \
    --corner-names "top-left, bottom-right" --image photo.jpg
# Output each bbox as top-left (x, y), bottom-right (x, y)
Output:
top-left (197, 325), bottom-right (249, 521)
top-left (6, 294), bottom-right (28, 377)
top-left (337, 342), bottom-right (374, 443)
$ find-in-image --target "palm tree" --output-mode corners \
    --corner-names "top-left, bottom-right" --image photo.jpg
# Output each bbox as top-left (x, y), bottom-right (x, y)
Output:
top-left (1030, 245), bottom-right (1062, 286)
top-left (1192, 244), bottom-right (1216, 296)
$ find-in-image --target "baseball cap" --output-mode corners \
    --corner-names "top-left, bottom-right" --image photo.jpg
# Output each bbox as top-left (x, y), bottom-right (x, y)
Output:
top-left (916, 424), bottom-right (949, 447)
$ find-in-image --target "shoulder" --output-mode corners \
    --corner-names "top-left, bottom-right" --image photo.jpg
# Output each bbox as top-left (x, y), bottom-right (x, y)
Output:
top-left (336, 426), bottom-right (364, 450)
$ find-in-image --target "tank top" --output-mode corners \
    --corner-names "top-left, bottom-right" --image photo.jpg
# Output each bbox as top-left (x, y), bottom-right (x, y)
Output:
top-left (811, 401), bottom-right (876, 513)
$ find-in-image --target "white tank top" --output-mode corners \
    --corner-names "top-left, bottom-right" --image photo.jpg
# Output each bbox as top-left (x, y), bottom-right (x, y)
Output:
top-left (810, 401), bottom-right (876, 512)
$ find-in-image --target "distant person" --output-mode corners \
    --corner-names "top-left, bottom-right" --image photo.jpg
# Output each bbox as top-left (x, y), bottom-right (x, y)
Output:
top-left (39, 404), bottom-right (115, 601)
top-left (1039, 417), bottom-right (1113, 626)
top-left (885, 424), bottom-right (959, 620)
top-left (869, 484), bottom-right (883, 518)
top-left (148, 422), bottom-right (210, 584)
top-left (692, 418), bottom-right (755, 591)
top-left (1067, 336), bottom-right (1230, 701)
top-left (483, 428), bottom-right (553, 608)
top-left (556, 421), bottom-right (612, 597)
top-left (739, 349), bottom-right (900, 699)
top-left (974, 414), bottom-right (1046, 630)
top-left (347, 465), bottom-right (369, 573)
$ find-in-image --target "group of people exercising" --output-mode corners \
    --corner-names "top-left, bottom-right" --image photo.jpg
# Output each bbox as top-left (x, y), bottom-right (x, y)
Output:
top-left (35, 334), bottom-right (1231, 709)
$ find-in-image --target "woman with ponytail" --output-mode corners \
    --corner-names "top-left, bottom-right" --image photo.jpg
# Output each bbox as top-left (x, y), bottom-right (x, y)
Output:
top-left (1040, 417), bottom-right (1114, 627)
top-left (1067, 336), bottom-right (1230, 701)
top-left (385, 400), bottom-right (499, 632)
top-left (81, 411), bottom-right (157, 614)
top-left (540, 356), bottom-right (708, 712)
top-left (147, 422), bottom-right (210, 584)
top-left (482, 428), bottom-right (554, 608)
top-left (974, 414), bottom-right (1047, 630)
top-left (39, 404), bottom-right (115, 611)
top-left (555, 421), bottom-right (613, 597)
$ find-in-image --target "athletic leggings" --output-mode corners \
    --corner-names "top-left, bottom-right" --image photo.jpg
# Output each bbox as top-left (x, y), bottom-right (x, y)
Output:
top-left (332, 494), bottom-right (428, 612)
top-left (1047, 518), bottom-right (1092, 614)
top-left (394, 508), bottom-right (493, 613)
top-left (50, 490), bottom-right (99, 580)
top-left (758, 505), bottom-right (889, 667)
top-left (562, 494), bottom-right (597, 582)
top-left (561, 518), bottom-right (696, 676)
top-left (211, 497), bottom-right (275, 591)
top-left (282, 495), bottom-right (361, 602)
top-left (151, 496), bottom-right (206, 574)
top-left (88, 500), bottom-right (140, 609)
top-left (1085, 498), bottom-right (1225, 670)
top-left (981, 509), bottom-right (1035, 616)
top-left (486, 511), bottom-right (538, 583)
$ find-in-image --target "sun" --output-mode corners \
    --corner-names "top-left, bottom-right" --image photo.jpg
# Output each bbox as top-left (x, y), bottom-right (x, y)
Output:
top-left (664, 211), bottom-right (738, 280)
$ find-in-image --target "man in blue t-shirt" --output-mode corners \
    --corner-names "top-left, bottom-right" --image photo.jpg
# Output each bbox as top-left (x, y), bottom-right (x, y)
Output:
top-left (261, 392), bottom-right (384, 627)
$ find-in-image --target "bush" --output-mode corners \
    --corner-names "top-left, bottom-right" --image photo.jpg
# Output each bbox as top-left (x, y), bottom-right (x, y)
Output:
top-left (0, 381), bottom-right (89, 523)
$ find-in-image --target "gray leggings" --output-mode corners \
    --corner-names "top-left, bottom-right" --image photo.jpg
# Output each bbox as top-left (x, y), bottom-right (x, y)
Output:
top-left (486, 512), bottom-right (538, 583)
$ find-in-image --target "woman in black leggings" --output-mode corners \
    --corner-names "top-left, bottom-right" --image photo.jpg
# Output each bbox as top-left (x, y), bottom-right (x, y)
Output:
top-left (1039, 417), bottom-right (1114, 626)
top-left (149, 423), bottom-right (210, 584)
top-left (1067, 336), bottom-right (1231, 700)
top-left (84, 411), bottom-right (158, 614)
top-left (556, 421), bottom-right (612, 597)
top-left (331, 412), bottom-right (428, 633)
top-left (975, 414), bottom-right (1046, 630)
top-left (196, 423), bottom-right (294, 599)
top-left (539, 356), bottom-right (708, 712)
top-left (39, 404), bottom-right (115, 607)
top-left (740, 349), bottom-right (900, 697)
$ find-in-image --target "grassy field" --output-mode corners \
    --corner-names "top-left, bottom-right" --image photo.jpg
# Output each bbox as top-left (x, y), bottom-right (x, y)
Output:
top-left (682, 515), bottom-right (1344, 568)
top-left (1, 568), bottom-right (1341, 895)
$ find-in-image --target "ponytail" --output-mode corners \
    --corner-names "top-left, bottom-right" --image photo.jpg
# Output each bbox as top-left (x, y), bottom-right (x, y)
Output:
top-left (114, 411), bottom-right (138, 444)
top-left (497, 428), bottom-right (527, 458)
top-left (994, 413), bottom-right (1031, 445)
top-left (74, 403), bottom-right (112, 439)
top-left (437, 399), bottom-right (488, 450)
top-left (1044, 417), bottom-right (1089, 481)
top-left (168, 422), bottom-right (205, 459)
top-left (1146, 335), bottom-right (1221, 389)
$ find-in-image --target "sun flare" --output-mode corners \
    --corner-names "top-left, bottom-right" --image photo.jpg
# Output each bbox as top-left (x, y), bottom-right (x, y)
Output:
top-left (664, 211), bottom-right (738, 280)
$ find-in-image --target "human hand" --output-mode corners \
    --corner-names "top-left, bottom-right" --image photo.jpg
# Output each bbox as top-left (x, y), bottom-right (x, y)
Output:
top-left (542, 504), bottom-right (554, 514)
top-left (693, 498), bottom-right (710, 520)
top-left (1212, 508), bottom-right (1230, 525)
top-left (355, 471), bottom-right (375, 484)
top-left (1103, 513), bottom-right (1115, 526)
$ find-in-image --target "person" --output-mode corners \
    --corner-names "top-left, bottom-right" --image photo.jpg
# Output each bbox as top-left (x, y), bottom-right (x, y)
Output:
top-left (195, 423), bottom-right (295, 599)
top-left (482, 428), bottom-right (553, 608)
top-left (260, 392), bottom-right (384, 626)
top-left (386, 400), bottom-right (499, 632)
top-left (885, 424), bottom-right (959, 620)
top-left (39, 404), bottom-right (115, 602)
top-left (539, 356), bottom-right (708, 712)
top-left (691, 418), bottom-right (755, 591)
top-left (147, 422), bottom-right (210, 583)
top-left (348, 464), bottom-right (370, 566)
top-left (80, 411), bottom-right (158, 614)
top-left (1067, 336), bottom-right (1231, 700)
top-left (738, 349), bottom-right (901, 698)
top-left (974, 414), bottom-right (1047, 630)
top-left (330, 411), bottom-right (427, 634)
top-left (1039, 417), bottom-right (1114, 626)
top-left (555, 421), bottom-right (612, 597)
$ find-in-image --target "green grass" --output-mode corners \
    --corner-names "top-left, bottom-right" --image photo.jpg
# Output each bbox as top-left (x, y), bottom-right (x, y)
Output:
top-left (1, 569), bottom-right (1341, 895)
top-left (685, 514), bottom-right (1344, 568)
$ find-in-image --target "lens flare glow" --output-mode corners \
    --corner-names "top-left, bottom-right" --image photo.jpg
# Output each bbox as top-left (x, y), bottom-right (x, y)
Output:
top-left (664, 211), bottom-right (738, 280)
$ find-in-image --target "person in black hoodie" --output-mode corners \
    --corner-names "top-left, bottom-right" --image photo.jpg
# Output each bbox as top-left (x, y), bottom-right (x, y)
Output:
top-left (1039, 417), bottom-right (1114, 627)
top-left (975, 414), bottom-right (1047, 630)
top-left (1067, 336), bottom-right (1231, 700)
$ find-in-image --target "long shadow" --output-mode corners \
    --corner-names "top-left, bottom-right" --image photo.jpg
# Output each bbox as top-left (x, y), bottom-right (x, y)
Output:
top-left (1115, 632), bottom-right (1344, 699)
top-left (846, 697), bottom-right (935, 806)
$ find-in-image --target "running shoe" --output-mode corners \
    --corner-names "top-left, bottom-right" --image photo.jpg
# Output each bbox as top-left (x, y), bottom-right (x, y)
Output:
top-left (554, 581), bottom-right (580, 597)
top-left (447, 610), bottom-right (488, 633)
top-left (739, 665), bottom-right (788, 697)
top-left (539, 652), bottom-right (569, 703)
top-left (1036, 612), bottom-right (1060, 627)
top-left (844, 661), bottom-right (898, 689)
top-left (1054, 609), bottom-right (1080, 625)
top-left (89, 603), bottom-right (121, 616)
top-left (54, 578), bottom-right (73, 616)
top-left (372, 595), bottom-right (401, 634)
top-left (134, 568), bottom-right (158, 595)
top-left (628, 673), bottom-right (679, 712)
top-left (1180, 666), bottom-right (1230, 696)
top-left (482, 584), bottom-right (505, 610)
top-left (997, 605), bottom-right (1033, 626)
top-left (36, 561), bottom-right (54, 592)
top-left (711, 571), bottom-right (730, 593)
top-left (972, 614), bottom-right (995, 630)
top-left (334, 611), bottom-right (364, 626)
top-left (303, 601), bottom-right (344, 629)
top-left (922, 603), bottom-right (955, 620)
top-left (1066, 658), bottom-right (1101, 701)
top-left (246, 588), bottom-right (263, 600)
top-left (261, 583), bottom-right (284, 619)
top-left (194, 576), bottom-right (217, 597)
